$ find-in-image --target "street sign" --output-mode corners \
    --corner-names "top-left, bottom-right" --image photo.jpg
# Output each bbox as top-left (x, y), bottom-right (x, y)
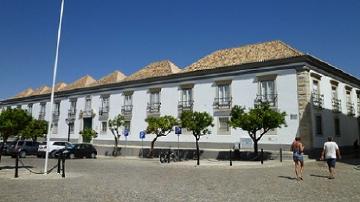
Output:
top-left (124, 129), bottom-right (129, 137)
top-left (139, 131), bottom-right (146, 139)
top-left (175, 127), bottom-right (182, 136)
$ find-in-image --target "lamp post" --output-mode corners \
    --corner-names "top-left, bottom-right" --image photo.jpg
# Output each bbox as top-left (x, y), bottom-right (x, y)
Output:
top-left (65, 118), bottom-right (71, 142)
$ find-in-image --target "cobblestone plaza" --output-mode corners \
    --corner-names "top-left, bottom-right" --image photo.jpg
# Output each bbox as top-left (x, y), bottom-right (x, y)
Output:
top-left (0, 156), bottom-right (360, 202)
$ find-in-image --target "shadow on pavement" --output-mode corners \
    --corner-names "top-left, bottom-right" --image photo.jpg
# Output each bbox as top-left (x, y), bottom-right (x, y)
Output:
top-left (0, 165), bottom-right (33, 170)
top-left (310, 174), bottom-right (329, 178)
top-left (278, 176), bottom-right (297, 180)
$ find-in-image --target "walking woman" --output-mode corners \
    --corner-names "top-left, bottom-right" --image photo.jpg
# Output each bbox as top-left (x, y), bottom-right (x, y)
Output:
top-left (291, 137), bottom-right (305, 180)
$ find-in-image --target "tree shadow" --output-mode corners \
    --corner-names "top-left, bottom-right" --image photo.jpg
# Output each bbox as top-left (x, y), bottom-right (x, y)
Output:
top-left (278, 176), bottom-right (297, 180)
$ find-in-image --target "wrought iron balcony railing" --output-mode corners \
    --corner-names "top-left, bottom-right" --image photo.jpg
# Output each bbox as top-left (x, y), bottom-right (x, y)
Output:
top-left (254, 94), bottom-right (278, 107)
top-left (52, 111), bottom-right (60, 120)
top-left (346, 102), bottom-right (355, 116)
top-left (121, 105), bottom-right (133, 115)
top-left (68, 108), bottom-right (76, 119)
top-left (38, 112), bottom-right (45, 120)
top-left (80, 108), bottom-right (95, 118)
top-left (178, 100), bottom-right (194, 111)
top-left (311, 92), bottom-right (324, 109)
top-left (331, 98), bottom-right (341, 113)
top-left (147, 102), bottom-right (161, 114)
top-left (213, 97), bottom-right (232, 110)
top-left (99, 106), bottom-right (109, 120)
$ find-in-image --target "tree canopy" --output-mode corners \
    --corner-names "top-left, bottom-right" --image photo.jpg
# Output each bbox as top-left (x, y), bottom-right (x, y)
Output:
top-left (22, 119), bottom-right (48, 142)
top-left (145, 115), bottom-right (178, 157)
top-left (229, 103), bottom-right (287, 154)
top-left (0, 108), bottom-right (32, 141)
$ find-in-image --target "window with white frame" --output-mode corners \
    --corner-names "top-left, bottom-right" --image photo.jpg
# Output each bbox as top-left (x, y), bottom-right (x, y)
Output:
top-left (69, 122), bottom-right (74, 134)
top-left (101, 121), bottom-right (107, 133)
top-left (218, 117), bottom-right (230, 133)
top-left (85, 96), bottom-right (91, 111)
top-left (122, 94), bottom-right (133, 113)
top-left (39, 103), bottom-right (46, 119)
top-left (69, 99), bottom-right (77, 115)
top-left (53, 101), bottom-right (60, 116)
top-left (150, 92), bottom-right (160, 105)
top-left (259, 80), bottom-right (275, 100)
top-left (27, 104), bottom-right (33, 115)
top-left (180, 88), bottom-right (193, 108)
top-left (52, 122), bottom-right (58, 134)
top-left (312, 80), bottom-right (320, 95)
top-left (100, 96), bottom-right (110, 114)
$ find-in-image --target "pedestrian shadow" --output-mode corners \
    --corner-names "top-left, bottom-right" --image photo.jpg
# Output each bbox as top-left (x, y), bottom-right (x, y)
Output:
top-left (310, 174), bottom-right (328, 178)
top-left (278, 176), bottom-right (297, 180)
top-left (0, 165), bottom-right (33, 170)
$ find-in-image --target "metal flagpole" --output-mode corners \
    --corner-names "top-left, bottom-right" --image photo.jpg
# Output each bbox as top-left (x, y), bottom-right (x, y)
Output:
top-left (44, 0), bottom-right (65, 174)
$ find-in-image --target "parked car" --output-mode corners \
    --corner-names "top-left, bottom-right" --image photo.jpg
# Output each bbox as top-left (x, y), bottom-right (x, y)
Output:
top-left (55, 143), bottom-right (97, 159)
top-left (37, 141), bottom-right (72, 158)
top-left (6, 141), bottom-right (40, 158)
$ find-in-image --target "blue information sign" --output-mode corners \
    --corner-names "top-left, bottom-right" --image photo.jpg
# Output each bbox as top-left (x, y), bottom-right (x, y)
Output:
top-left (124, 129), bottom-right (129, 137)
top-left (139, 131), bottom-right (146, 139)
top-left (175, 127), bottom-right (182, 136)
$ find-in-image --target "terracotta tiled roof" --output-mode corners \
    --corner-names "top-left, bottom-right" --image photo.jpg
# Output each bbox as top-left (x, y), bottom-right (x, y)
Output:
top-left (13, 88), bottom-right (34, 98)
top-left (184, 40), bottom-right (304, 72)
top-left (93, 71), bottom-right (126, 86)
top-left (124, 60), bottom-right (181, 81)
top-left (43, 82), bottom-right (67, 94)
top-left (63, 75), bottom-right (96, 91)
top-left (30, 86), bottom-right (51, 96)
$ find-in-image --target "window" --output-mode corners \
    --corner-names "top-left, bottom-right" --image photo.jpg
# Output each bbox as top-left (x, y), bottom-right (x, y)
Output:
top-left (85, 96), bottom-right (91, 111)
top-left (100, 96), bottom-right (110, 113)
top-left (334, 118), bottom-right (340, 137)
top-left (180, 88), bottom-right (193, 107)
top-left (312, 80), bottom-right (319, 95)
top-left (346, 89), bottom-right (354, 115)
top-left (218, 117), bottom-right (230, 133)
top-left (124, 121), bottom-right (131, 132)
top-left (257, 79), bottom-right (276, 106)
top-left (39, 103), bottom-right (46, 119)
top-left (148, 90), bottom-right (161, 113)
top-left (214, 84), bottom-right (231, 109)
top-left (53, 102), bottom-right (60, 116)
top-left (331, 86), bottom-right (341, 112)
top-left (69, 122), bottom-right (74, 134)
top-left (122, 94), bottom-right (133, 114)
top-left (331, 86), bottom-right (338, 99)
top-left (27, 104), bottom-right (33, 115)
top-left (69, 99), bottom-right (77, 116)
top-left (315, 115), bottom-right (322, 135)
top-left (311, 80), bottom-right (323, 108)
top-left (150, 92), bottom-right (160, 105)
top-left (52, 122), bottom-right (58, 134)
top-left (101, 121), bottom-right (107, 133)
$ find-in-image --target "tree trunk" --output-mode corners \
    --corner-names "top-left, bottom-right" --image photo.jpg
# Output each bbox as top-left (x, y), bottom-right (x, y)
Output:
top-left (113, 137), bottom-right (119, 156)
top-left (149, 136), bottom-right (158, 158)
top-left (196, 136), bottom-right (200, 166)
top-left (0, 138), bottom-right (7, 162)
top-left (253, 140), bottom-right (258, 155)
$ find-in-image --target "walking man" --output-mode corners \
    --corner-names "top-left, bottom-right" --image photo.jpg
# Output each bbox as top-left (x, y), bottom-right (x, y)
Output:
top-left (320, 137), bottom-right (341, 179)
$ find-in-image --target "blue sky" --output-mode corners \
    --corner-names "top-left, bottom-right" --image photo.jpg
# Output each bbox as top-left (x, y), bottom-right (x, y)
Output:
top-left (0, 0), bottom-right (359, 99)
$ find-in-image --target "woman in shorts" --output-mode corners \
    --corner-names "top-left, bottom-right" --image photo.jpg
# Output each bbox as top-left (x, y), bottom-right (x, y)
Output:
top-left (291, 137), bottom-right (305, 180)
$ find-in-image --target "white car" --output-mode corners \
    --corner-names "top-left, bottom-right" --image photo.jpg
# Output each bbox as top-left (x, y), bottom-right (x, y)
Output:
top-left (37, 141), bottom-right (72, 158)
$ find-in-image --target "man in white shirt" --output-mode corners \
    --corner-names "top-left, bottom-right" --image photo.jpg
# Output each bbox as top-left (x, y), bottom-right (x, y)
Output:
top-left (320, 137), bottom-right (341, 179)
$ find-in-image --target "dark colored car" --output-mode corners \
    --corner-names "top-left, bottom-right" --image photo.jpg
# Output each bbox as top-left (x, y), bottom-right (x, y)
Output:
top-left (6, 141), bottom-right (40, 158)
top-left (55, 143), bottom-right (97, 159)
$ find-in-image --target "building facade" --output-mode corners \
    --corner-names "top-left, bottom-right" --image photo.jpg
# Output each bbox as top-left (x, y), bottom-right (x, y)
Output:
top-left (1, 41), bottom-right (359, 152)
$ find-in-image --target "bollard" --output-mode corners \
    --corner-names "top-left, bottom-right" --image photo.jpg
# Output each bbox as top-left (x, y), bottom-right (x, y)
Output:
top-left (261, 149), bottom-right (264, 165)
top-left (229, 149), bottom-right (232, 166)
top-left (280, 148), bottom-right (283, 162)
top-left (15, 152), bottom-right (19, 178)
top-left (61, 155), bottom-right (65, 178)
top-left (57, 157), bottom-right (61, 174)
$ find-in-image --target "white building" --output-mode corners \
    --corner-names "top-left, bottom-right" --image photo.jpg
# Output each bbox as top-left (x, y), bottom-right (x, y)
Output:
top-left (1, 40), bottom-right (359, 153)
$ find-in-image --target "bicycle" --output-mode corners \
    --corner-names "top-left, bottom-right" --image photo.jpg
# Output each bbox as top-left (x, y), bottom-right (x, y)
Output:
top-left (159, 149), bottom-right (177, 163)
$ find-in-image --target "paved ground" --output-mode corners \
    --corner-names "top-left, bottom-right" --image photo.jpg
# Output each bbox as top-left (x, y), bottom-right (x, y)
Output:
top-left (0, 156), bottom-right (360, 202)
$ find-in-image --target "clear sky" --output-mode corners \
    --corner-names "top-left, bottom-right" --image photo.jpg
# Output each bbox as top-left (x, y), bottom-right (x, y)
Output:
top-left (0, 0), bottom-right (359, 99)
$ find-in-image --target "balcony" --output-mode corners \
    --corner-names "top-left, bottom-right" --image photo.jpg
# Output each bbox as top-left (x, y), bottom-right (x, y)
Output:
top-left (178, 100), bottom-right (194, 112)
top-left (80, 108), bottom-right (95, 118)
top-left (68, 108), bottom-right (76, 120)
top-left (38, 112), bottom-right (45, 120)
top-left (99, 106), bottom-right (109, 120)
top-left (311, 92), bottom-right (324, 109)
top-left (147, 102), bottom-right (161, 117)
top-left (52, 111), bottom-right (60, 121)
top-left (331, 98), bottom-right (341, 113)
top-left (121, 105), bottom-right (133, 118)
top-left (213, 97), bottom-right (232, 110)
top-left (346, 102), bottom-right (355, 116)
top-left (254, 94), bottom-right (277, 107)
